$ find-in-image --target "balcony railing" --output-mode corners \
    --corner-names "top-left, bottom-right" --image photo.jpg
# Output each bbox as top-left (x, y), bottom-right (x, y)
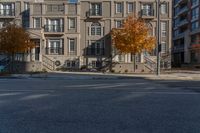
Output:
top-left (0, 9), bottom-right (15, 16)
top-left (140, 9), bottom-right (154, 17)
top-left (172, 46), bottom-right (184, 52)
top-left (85, 48), bottom-right (105, 56)
top-left (46, 47), bottom-right (64, 55)
top-left (44, 25), bottom-right (64, 32)
top-left (86, 9), bottom-right (102, 18)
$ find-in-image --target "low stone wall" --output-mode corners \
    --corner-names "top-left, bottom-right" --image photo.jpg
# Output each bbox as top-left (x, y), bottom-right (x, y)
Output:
top-left (112, 63), bottom-right (151, 73)
top-left (9, 61), bottom-right (42, 73)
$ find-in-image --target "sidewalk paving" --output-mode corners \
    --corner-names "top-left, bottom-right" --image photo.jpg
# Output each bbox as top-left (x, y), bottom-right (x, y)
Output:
top-left (0, 71), bottom-right (199, 80)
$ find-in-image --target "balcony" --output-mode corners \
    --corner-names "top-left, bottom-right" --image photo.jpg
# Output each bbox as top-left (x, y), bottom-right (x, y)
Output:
top-left (172, 46), bottom-right (184, 53)
top-left (0, 9), bottom-right (15, 17)
top-left (177, 6), bottom-right (188, 16)
top-left (177, 19), bottom-right (188, 27)
top-left (86, 9), bottom-right (102, 18)
top-left (173, 32), bottom-right (186, 40)
top-left (140, 9), bottom-right (154, 19)
top-left (45, 47), bottom-right (64, 55)
top-left (85, 48), bottom-right (105, 56)
top-left (44, 25), bottom-right (64, 33)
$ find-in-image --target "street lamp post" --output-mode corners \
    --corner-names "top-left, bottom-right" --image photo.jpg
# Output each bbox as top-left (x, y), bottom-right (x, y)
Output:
top-left (156, 0), bottom-right (161, 76)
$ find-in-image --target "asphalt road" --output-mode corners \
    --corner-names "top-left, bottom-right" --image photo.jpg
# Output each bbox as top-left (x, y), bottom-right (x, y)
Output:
top-left (0, 74), bottom-right (200, 133)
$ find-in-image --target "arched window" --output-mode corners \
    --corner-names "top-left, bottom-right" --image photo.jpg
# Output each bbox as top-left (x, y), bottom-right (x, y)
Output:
top-left (91, 22), bottom-right (101, 35)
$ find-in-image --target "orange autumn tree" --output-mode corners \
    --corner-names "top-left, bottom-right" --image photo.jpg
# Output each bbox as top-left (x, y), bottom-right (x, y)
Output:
top-left (0, 24), bottom-right (35, 71)
top-left (111, 16), bottom-right (156, 72)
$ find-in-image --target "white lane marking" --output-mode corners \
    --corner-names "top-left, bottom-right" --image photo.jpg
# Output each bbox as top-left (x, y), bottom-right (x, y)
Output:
top-left (92, 83), bottom-right (133, 89)
top-left (20, 94), bottom-right (50, 100)
top-left (129, 92), bottom-right (200, 95)
top-left (0, 90), bottom-right (54, 92)
top-left (66, 84), bottom-right (110, 88)
top-left (0, 92), bottom-right (22, 96)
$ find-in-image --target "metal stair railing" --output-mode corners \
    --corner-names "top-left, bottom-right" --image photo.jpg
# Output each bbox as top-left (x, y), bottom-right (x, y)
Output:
top-left (144, 55), bottom-right (157, 72)
top-left (42, 55), bottom-right (55, 71)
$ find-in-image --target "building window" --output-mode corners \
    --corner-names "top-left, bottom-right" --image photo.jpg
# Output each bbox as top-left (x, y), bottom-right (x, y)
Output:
top-left (161, 21), bottom-right (167, 37)
top-left (87, 41), bottom-right (104, 56)
top-left (141, 4), bottom-right (153, 16)
top-left (115, 20), bottom-right (123, 28)
top-left (128, 3), bottom-right (133, 13)
top-left (161, 42), bottom-right (167, 53)
top-left (66, 60), bottom-right (77, 68)
top-left (69, 38), bottom-right (76, 54)
top-left (160, 3), bottom-right (167, 14)
top-left (47, 39), bottom-right (63, 55)
top-left (24, 2), bottom-right (30, 11)
top-left (192, 7), bottom-right (199, 20)
top-left (69, 18), bottom-right (76, 29)
top-left (45, 18), bottom-right (63, 32)
top-left (91, 22), bottom-right (101, 36)
top-left (0, 3), bottom-right (15, 16)
top-left (191, 0), bottom-right (199, 7)
top-left (116, 3), bottom-right (122, 13)
top-left (90, 3), bottom-right (101, 16)
top-left (47, 5), bottom-right (64, 12)
top-left (33, 18), bottom-right (41, 28)
top-left (191, 21), bottom-right (199, 31)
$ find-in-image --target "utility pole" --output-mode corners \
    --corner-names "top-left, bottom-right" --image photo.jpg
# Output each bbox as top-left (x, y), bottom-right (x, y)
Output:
top-left (156, 0), bottom-right (161, 76)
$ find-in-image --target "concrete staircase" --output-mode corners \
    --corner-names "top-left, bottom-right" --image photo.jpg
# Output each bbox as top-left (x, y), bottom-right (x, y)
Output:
top-left (42, 55), bottom-right (55, 71)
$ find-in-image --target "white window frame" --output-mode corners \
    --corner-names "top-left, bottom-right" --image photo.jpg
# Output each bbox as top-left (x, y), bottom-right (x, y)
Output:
top-left (90, 3), bottom-right (102, 16)
top-left (48, 39), bottom-right (62, 54)
top-left (128, 2), bottom-right (133, 13)
top-left (161, 21), bottom-right (167, 37)
top-left (69, 18), bottom-right (76, 29)
top-left (90, 22), bottom-right (101, 36)
top-left (69, 38), bottom-right (76, 53)
top-left (160, 3), bottom-right (167, 15)
top-left (161, 41), bottom-right (167, 53)
top-left (33, 17), bottom-right (41, 28)
top-left (116, 2), bottom-right (122, 13)
top-left (115, 20), bottom-right (123, 28)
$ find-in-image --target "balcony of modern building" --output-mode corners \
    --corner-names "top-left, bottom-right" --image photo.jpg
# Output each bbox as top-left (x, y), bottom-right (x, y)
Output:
top-left (174, 0), bottom-right (188, 7)
top-left (173, 29), bottom-right (187, 40)
top-left (176, 4), bottom-right (189, 16)
top-left (177, 16), bottom-right (189, 28)
top-left (173, 39), bottom-right (185, 53)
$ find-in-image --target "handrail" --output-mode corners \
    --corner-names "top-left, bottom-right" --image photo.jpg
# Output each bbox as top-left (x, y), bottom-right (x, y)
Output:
top-left (42, 55), bottom-right (55, 71)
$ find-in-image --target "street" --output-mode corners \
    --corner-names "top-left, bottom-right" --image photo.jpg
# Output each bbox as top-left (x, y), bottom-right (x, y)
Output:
top-left (0, 73), bottom-right (200, 133)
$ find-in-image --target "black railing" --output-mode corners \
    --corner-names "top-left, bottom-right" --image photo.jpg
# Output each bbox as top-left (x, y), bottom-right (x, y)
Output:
top-left (87, 9), bottom-right (102, 17)
top-left (46, 48), bottom-right (64, 55)
top-left (0, 9), bottom-right (15, 16)
top-left (44, 25), bottom-right (64, 32)
top-left (85, 48), bottom-right (105, 56)
top-left (141, 9), bottom-right (154, 16)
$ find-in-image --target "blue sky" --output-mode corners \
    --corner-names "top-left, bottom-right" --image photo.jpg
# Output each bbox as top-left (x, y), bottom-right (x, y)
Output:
top-left (69, 0), bottom-right (78, 3)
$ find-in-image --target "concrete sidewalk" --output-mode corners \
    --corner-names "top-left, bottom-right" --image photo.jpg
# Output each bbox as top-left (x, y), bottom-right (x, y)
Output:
top-left (52, 71), bottom-right (200, 80)
top-left (0, 71), bottom-right (199, 81)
